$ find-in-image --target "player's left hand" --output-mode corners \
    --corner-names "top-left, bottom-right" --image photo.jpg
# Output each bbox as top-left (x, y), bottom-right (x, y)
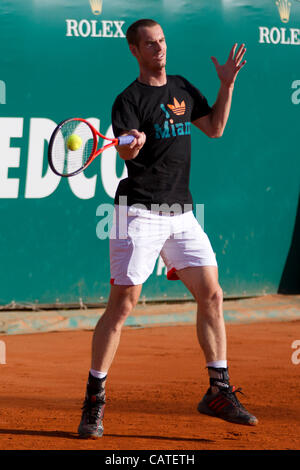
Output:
top-left (211, 43), bottom-right (246, 89)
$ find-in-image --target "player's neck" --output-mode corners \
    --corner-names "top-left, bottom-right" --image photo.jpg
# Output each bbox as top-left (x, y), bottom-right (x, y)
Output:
top-left (138, 68), bottom-right (167, 87)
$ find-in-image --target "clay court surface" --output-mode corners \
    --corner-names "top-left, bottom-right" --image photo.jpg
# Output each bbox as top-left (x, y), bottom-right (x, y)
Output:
top-left (0, 319), bottom-right (299, 450)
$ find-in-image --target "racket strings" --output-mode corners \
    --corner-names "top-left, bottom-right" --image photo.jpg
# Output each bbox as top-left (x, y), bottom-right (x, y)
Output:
top-left (51, 120), bottom-right (96, 176)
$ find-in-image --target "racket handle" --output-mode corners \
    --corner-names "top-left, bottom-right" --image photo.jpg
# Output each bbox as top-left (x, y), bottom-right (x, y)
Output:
top-left (118, 135), bottom-right (135, 146)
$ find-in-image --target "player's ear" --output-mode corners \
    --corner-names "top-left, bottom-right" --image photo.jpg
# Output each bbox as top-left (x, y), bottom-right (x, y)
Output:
top-left (129, 44), bottom-right (138, 58)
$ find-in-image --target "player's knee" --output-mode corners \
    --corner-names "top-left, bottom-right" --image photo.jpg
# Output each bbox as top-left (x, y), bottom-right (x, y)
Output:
top-left (120, 299), bottom-right (135, 319)
top-left (213, 286), bottom-right (223, 306)
top-left (110, 299), bottom-right (135, 329)
top-left (197, 285), bottom-right (223, 312)
top-left (105, 285), bottom-right (140, 328)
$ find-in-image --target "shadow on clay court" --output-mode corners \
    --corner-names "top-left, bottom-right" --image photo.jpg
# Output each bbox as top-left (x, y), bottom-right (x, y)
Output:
top-left (0, 428), bottom-right (214, 443)
top-left (105, 434), bottom-right (214, 443)
top-left (0, 428), bottom-right (78, 440)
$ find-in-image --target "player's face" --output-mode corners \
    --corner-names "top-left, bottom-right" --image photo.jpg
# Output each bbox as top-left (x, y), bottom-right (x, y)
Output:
top-left (132, 25), bottom-right (167, 71)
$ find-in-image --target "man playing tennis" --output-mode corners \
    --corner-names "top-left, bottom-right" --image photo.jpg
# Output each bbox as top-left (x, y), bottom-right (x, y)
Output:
top-left (78, 19), bottom-right (258, 438)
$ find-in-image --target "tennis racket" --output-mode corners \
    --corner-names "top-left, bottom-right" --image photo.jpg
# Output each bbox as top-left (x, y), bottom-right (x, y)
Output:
top-left (48, 118), bottom-right (134, 177)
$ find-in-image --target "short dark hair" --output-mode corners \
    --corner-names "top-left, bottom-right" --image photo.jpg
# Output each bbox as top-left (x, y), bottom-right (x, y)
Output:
top-left (126, 19), bottom-right (161, 46)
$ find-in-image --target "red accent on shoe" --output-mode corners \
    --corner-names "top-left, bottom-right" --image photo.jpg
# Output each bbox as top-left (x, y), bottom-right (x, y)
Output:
top-left (209, 397), bottom-right (227, 410)
top-left (209, 396), bottom-right (224, 407)
top-left (215, 401), bottom-right (228, 412)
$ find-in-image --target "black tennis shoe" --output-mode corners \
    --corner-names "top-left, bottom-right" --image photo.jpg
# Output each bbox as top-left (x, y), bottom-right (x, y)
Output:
top-left (197, 385), bottom-right (258, 426)
top-left (78, 390), bottom-right (106, 438)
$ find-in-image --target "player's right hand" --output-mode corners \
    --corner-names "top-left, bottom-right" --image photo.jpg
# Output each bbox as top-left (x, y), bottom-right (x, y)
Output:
top-left (117, 129), bottom-right (146, 160)
top-left (127, 129), bottom-right (146, 150)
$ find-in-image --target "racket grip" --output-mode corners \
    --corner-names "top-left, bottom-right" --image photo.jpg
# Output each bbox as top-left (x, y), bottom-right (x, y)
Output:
top-left (118, 135), bottom-right (135, 146)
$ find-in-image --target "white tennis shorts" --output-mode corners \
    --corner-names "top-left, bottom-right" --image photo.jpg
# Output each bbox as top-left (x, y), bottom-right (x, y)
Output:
top-left (109, 205), bottom-right (217, 286)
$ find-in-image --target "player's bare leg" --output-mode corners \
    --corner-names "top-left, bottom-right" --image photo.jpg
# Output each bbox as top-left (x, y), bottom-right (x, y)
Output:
top-left (91, 284), bottom-right (142, 373)
top-left (78, 284), bottom-right (142, 438)
top-left (176, 266), bottom-right (226, 363)
top-left (176, 265), bottom-right (258, 426)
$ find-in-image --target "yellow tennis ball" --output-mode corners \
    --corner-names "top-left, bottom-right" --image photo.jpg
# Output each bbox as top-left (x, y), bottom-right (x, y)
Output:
top-left (67, 134), bottom-right (82, 151)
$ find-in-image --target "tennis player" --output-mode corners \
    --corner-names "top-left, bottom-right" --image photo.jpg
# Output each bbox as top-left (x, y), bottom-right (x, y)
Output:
top-left (78, 19), bottom-right (258, 438)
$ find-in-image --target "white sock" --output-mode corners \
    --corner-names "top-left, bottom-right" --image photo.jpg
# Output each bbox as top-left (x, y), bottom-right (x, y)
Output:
top-left (90, 368), bottom-right (107, 380)
top-left (206, 360), bottom-right (227, 369)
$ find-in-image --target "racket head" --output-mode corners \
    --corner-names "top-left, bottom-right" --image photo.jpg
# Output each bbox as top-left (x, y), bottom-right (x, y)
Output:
top-left (48, 118), bottom-right (98, 177)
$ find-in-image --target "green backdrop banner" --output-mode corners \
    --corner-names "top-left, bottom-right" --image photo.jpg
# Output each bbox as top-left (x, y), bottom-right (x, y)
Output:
top-left (0, 0), bottom-right (299, 304)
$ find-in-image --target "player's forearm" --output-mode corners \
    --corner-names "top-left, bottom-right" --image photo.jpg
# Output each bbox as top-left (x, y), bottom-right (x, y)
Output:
top-left (210, 83), bottom-right (234, 137)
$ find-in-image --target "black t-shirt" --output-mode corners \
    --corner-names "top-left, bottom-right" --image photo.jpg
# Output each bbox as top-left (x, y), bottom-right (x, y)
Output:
top-left (111, 75), bottom-right (212, 211)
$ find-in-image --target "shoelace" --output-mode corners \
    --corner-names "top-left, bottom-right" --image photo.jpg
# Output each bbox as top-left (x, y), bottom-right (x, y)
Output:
top-left (82, 395), bottom-right (105, 424)
top-left (221, 386), bottom-right (246, 408)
